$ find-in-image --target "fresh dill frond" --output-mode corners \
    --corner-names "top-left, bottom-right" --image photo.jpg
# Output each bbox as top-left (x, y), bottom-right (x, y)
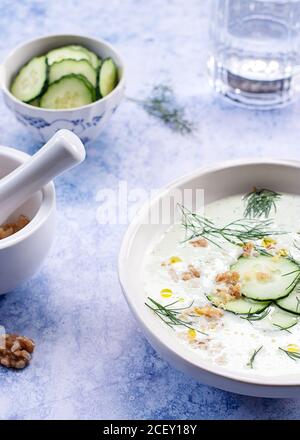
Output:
top-left (241, 308), bottom-right (270, 324)
top-left (252, 246), bottom-right (273, 257)
top-left (273, 322), bottom-right (298, 333)
top-left (279, 347), bottom-right (300, 361)
top-left (247, 345), bottom-right (263, 369)
top-left (145, 297), bottom-right (207, 335)
top-left (282, 255), bottom-right (300, 291)
top-left (281, 246), bottom-right (300, 292)
top-left (127, 85), bottom-right (194, 134)
top-left (179, 205), bottom-right (281, 249)
top-left (244, 187), bottom-right (281, 219)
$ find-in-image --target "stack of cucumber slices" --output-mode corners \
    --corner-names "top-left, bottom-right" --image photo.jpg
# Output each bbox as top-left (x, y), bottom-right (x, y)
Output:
top-left (10, 45), bottom-right (119, 109)
top-left (208, 255), bottom-right (300, 330)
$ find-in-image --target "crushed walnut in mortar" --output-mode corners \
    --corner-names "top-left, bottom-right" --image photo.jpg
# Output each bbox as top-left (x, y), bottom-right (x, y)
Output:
top-left (0, 215), bottom-right (30, 240)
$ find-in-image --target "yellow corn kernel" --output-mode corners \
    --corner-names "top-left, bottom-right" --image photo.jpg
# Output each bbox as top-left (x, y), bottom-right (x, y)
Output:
top-left (287, 344), bottom-right (300, 353)
top-left (160, 288), bottom-right (173, 298)
top-left (169, 256), bottom-right (182, 264)
top-left (272, 255), bottom-right (280, 262)
top-left (188, 328), bottom-right (197, 339)
top-left (277, 248), bottom-right (288, 257)
top-left (262, 237), bottom-right (277, 248)
top-left (193, 307), bottom-right (203, 316)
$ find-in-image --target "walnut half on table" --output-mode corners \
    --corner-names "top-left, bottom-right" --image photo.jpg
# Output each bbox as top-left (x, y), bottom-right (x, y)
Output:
top-left (0, 334), bottom-right (35, 369)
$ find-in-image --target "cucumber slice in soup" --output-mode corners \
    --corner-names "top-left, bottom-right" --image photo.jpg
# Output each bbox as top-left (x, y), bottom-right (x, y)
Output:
top-left (47, 46), bottom-right (90, 66)
top-left (269, 307), bottom-right (298, 330)
top-left (231, 256), bottom-right (299, 301)
top-left (40, 74), bottom-right (93, 109)
top-left (99, 58), bottom-right (118, 97)
top-left (11, 56), bottom-right (47, 102)
top-left (207, 295), bottom-right (270, 315)
top-left (49, 59), bottom-right (97, 87)
top-left (277, 290), bottom-right (300, 315)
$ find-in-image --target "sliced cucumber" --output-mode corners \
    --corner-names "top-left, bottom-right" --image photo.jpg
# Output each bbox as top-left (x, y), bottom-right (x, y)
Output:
top-left (207, 294), bottom-right (270, 315)
top-left (47, 46), bottom-right (90, 66)
top-left (40, 74), bottom-right (93, 109)
top-left (49, 59), bottom-right (97, 88)
top-left (99, 58), bottom-right (118, 97)
top-left (28, 97), bottom-right (40, 107)
top-left (269, 307), bottom-right (298, 330)
top-left (277, 290), bottom-right (300, 315)
top-left (70, 45), bottom-right (101, 69)
top-left (11, 56), bottom-right (47, 102)
top-left (231, 256), bottom-right (299, 301)
top-left (86, 51), bottom-right (101, 70)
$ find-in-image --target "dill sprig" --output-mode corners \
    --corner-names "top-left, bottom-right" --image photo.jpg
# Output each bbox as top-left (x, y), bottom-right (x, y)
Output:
top-left (127, 85), bottom-right (194, 134)
top-left (296, 295), bottom-right (300, 313)
top-left (273, 322), bottom-right (297, 333)
top-left (282, 254), bottom-right (300, 291)
top-left (247, 345), bottom-right (263, 369)
top-left (287, 242), bottom-right (300, 290)
top-left (252, 246), bottom-right (273, 257)
top-left (244, 187), bottom-right (281, 218)
top-left (285, 271), bottom-right (300, 292)
top-left (145, 297), bottom-right (207, 335)
top-left (179, 205), bottom-right (281, 249)
top-left (241, 308), bottom-right (270, 324)
top-left (279, 347), bottom-right (300, 361)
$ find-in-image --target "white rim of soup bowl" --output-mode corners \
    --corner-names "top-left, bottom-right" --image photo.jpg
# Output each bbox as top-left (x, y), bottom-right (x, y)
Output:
top-left (119, 158), bottom-right (300, 388)
top-left (0, 33), bottom-right (126, 112)
top-left (0, 146), bottom-right (55, 250)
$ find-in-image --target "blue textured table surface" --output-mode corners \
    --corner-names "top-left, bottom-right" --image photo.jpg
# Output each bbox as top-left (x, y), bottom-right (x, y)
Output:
top-left (1, 0), bottom-right (300, 420)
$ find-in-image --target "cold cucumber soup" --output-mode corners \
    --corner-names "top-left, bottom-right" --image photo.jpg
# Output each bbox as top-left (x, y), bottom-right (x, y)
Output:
top-left (143, 189), bottom-right (300, 375)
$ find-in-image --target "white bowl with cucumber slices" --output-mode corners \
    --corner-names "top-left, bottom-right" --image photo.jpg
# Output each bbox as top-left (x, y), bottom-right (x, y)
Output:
top-left (119, 159), bottom-right (300, 398)
top-left (0, 34), bottom-right (125, 143)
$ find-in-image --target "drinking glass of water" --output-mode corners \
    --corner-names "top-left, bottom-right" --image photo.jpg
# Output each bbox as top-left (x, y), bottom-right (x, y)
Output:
top-left (208, 0), bottom-right (300, 108)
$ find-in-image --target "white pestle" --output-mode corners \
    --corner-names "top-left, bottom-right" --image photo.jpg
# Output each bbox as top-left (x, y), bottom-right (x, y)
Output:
top-left (0, 129), bottom-right (86, 226)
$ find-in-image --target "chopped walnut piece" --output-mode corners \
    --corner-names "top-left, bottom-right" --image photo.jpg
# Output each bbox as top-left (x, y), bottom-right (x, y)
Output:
top-left (0, 225), bottom-right (14, 239)
top-left (182, 264), bottom-right (201, 281)
top-left (215, 288), bottom-right (234, 304)
top-left (0, 334), bottom-right (35, 369)
top-left (194, 305), bottom-right (224, 319)
top-left (15, 215), bottom-right (30, 231)
top-left (242, 242), bottom-right (254, 257)
top-left (182, 272), bottom-right (192, 281)
top-left (215, 273), bottom-right (226, 283)
top-left (191, 238), bottom-right (208, 248)
top-left (0, 215), bottom-right (30, 240)
top-left (215, 271), bottom-right (240, 285)
top-left (188, 264), bottom-right (200, 278)
top-left (228, 271), bottom-right (240, 284)
top-left (229, 284), bottom-right (241, 298)
top-left (189, 338), bottom-right (211, 350)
